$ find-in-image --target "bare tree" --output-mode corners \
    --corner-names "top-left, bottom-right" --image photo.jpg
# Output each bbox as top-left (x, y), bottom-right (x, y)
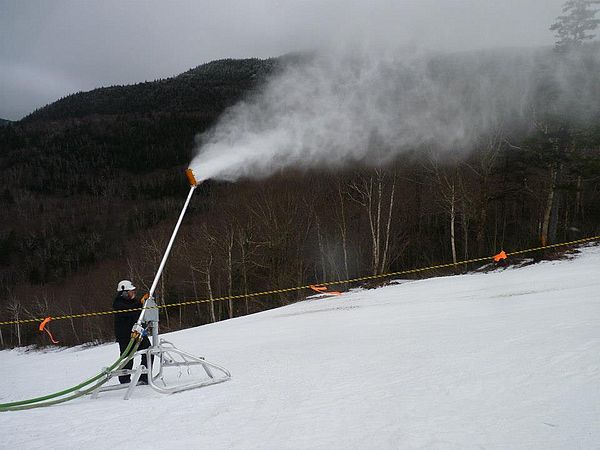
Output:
top-left (236, 226), bottom-right (250, 315)
top-left (531, 120), bottom-right (571, 247)
top-left (178, 235), bottom-right (204, 323)
top-left (464, 130), bottom-right (504, 255)
top-left (234, 217), bottom-right (266, 315)
top-left (195, 254), bottom-right (216, 323)
top-left (426, 156), bottom-right (463, 268)
top-left (194, 223), bottom-right (218, 323)
top-left (6, 294), bottom-right (22, 347)
top-left (225, 225), bottom-right (235, 319)
top-left (347, 169), bottom-right (397, 275)
top-left (336, 180), bottom-right (351, 283)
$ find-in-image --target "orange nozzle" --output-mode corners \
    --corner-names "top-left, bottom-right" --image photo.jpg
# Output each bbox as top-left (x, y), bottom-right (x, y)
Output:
top-left (493, 250), bottom-right (508, 262)
top-left (186, 168), bottom-right (198, 186)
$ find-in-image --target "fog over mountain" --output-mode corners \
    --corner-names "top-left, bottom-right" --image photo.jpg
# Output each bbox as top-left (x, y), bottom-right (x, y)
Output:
top-left (1, 0), bottom-right (566, 120)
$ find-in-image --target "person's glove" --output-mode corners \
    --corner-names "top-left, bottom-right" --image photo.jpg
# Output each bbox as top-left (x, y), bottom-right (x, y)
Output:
top-left (140, 293), bottom-right (149, 305)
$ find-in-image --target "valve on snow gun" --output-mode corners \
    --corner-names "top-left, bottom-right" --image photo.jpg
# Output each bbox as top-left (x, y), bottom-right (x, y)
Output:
top-left (131, 168), bottom-right (201, 334)
top-left (130, 294), bottom-right (151, 340)
top-left (130, 323), bottom-right (147, 341)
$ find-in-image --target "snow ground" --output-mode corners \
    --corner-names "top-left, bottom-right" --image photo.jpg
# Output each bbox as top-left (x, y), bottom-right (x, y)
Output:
top-left (1, 246), bottom-right (600, 449)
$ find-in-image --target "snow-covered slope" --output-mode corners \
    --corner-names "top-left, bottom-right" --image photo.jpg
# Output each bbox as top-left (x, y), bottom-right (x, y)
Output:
top-left (2, 247), bottom-right (600, 449)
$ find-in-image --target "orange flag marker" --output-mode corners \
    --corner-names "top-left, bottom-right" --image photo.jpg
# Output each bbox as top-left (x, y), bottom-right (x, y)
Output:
top-left (493, 250), bottom-right (508, 262)
top-left (309, 285), bottom-right (342, 296)
top-left (39, 317), bottom-right (59, 344)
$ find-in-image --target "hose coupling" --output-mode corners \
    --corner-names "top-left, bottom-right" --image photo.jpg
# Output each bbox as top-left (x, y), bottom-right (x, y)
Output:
top-left (131, 323), bottom-right (145, 341)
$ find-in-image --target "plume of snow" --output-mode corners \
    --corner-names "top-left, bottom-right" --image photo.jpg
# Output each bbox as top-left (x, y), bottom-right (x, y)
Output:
top-left (190, 45), bottom-right (600, 182)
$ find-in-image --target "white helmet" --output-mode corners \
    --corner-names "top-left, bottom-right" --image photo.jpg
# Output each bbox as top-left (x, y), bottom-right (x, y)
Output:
top-left (116, 280), bottom-right (136, 292)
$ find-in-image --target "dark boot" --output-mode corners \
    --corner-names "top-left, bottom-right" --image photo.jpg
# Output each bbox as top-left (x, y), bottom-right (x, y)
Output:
top-left (118, 338), bottom-right (133, 384)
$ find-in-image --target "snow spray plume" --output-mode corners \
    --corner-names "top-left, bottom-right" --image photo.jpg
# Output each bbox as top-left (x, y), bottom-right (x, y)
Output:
top-left (190, 45), bottom-right (600, 183)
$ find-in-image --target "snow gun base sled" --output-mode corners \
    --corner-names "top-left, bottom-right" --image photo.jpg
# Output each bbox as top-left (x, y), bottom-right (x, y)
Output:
top-left (91, 337), bottom-right (231, 400)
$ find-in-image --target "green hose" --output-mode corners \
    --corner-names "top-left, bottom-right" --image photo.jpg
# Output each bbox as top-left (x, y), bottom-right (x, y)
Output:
top-left (0, 338), bottom-right (138, 412)
top-left (1, 340), bottom-right (142, 412)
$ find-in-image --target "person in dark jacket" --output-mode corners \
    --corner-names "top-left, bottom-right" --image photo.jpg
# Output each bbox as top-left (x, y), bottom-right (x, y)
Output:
top-left (113, 280), bottom-right (151, 384)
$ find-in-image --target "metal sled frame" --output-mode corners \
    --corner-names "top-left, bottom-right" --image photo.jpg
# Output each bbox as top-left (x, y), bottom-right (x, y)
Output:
top-left (146, 339), bottom-right (231, 394)
top-left (92, 339), bottom-right (231, 400)
top-left (92, 297), bottom-right (231, 400)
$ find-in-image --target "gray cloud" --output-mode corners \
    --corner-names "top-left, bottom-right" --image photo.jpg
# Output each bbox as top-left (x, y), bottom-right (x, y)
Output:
top-left (1, 0), bottom-right (566, 120)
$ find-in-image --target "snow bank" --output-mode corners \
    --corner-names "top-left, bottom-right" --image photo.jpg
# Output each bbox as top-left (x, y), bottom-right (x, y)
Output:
top-left (1, 246), bottom-right (600, 449)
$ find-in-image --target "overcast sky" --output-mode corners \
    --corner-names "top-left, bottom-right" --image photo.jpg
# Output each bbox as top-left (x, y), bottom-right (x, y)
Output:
top-left (1, 0), bottom-right (565, 120)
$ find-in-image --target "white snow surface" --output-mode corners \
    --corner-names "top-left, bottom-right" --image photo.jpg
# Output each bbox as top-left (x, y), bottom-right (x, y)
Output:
top-left (2, 246), bottom-right (600, 449)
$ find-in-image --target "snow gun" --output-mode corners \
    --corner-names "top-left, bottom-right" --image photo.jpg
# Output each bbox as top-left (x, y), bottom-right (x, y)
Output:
top-left (131, 168), bottom-right (199, 340)
top-left (0, 168), bottom-right (230, 411)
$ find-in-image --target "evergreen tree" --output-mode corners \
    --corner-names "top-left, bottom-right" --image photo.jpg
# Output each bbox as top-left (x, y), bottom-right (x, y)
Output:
top-left (550, 0), bottom-right (600, 52)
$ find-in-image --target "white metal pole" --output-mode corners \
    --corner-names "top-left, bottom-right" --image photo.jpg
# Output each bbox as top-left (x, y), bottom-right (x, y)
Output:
top-left (135, 184), bottom-right (197, 326)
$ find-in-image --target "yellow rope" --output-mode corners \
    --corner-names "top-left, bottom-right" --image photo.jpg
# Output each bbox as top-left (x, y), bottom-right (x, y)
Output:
top-left (1, 235), bottom-right (598, 327)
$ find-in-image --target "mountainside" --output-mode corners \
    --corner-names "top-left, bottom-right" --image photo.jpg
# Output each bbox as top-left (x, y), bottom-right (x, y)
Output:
top-left (0, 58), bottom-right (279, 345)
top-left (2, 246), bottom-right (600, 448)
top-left (0, 49), bottom-right (599, 349)
top-left (0, 118), bottom-right (11, 127)
top-left (0, 57), bottom-right (277, 281)
top-left (23, 58), bottom-right (277, 122)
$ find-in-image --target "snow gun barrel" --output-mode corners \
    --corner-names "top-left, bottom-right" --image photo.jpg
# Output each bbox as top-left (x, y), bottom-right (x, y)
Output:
top-left (132, 168), bottom-right (201, 335)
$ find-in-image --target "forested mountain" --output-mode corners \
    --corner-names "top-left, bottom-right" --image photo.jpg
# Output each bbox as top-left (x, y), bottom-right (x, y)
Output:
top-left (24, 58), bottom-right (278, 122)
top-left (0, 57), bottom-right (279, 346)
top-left (1, 51), bottom-right (599, 348)
top-left (0, 119), bottom-right (11, 126)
